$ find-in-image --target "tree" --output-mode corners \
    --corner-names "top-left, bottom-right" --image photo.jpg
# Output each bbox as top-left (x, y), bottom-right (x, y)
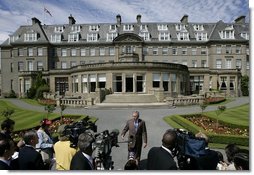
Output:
top-left (44, 104), bottom-right (56, 119)
top-left (215, 105), bottom-right (226, 129)
top-left (241, 75), bottom-right (249, 96)
top-left (28, 71), bottom-right (49, 99)
top-left (1, 108), bottom-right (15, 119)
top-left (200, 101), bottom-right (208, 113)
top-left (60, 104), bottom-right (67, 123)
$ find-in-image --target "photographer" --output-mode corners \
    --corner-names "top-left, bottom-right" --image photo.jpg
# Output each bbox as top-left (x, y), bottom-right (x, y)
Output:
top-left (147, 129), bottom-right (177, 170)
top-left (70, 132), bottom-right (95, 170)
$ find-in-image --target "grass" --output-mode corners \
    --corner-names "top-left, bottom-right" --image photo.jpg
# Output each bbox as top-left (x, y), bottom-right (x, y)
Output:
top-left (20, 98), bottom-right (43, 106)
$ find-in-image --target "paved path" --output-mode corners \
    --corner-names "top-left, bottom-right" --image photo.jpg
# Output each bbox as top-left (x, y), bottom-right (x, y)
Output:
top-left (3, 97), bottom-right (249, 170)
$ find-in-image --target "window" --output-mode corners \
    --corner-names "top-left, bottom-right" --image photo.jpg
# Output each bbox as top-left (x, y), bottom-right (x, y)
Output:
top-left (37, 61), bottom-right (43, 71)
top-left (27, 61), bottom-right (33, 71)
top-left (157, 24), bottom-right (168, 30)
top-left (71, 25), bottom-right (81, 32)
top-left (182, 47), bottom-right (187, 55)
top-left (90, 48), bottom-right (95, 56)
top-left (81, 48), bottom-right (86, 56)
top-left (81, 75), bottom-right (88, 93)
top-left (193, 24), bottom-right (204, 31)
top-left (162, 73), bottom-right (169, 91)
top-left (153, 73), bottom-right (160, 88)
top-left (99, 48), bottom-right (105, 56)
top-left (71, 48), bottom-right (77, 56)
top-left (10, 63), bottom-right (13, 72)
top-left (172, 47), bottom-right (177, 55)
top-left (61, 62), bottom-right (67, 69)
top-left (225, 59), bottom-right (232, 69)
top-left (201, 60), bottom-right (207, 67)
top-left (89, 25), bottom-right (99, 32)
top-left (220, 76), bottom-right (227, 90)
top-left (28, 48), bottom-right (33, 56)
top-left (195, 33), bottom-right (207, 41)
top-left (106, 33), bottom-right (117, 41)
top-left (18, 62), bottom-right (24, 71)
top-left (72, 76), bottom-right (79, 93)
top-left (177, 32), bottom-right (189, 41)
top-left (38, 48), bottom-right (43, 56)
top-left (123, 24), bottom-right (134, 31)
top-left (98, 74), bottom-right (106, 88)
top-left (175, 24), bottom-right (186, 31)
top-left (140, 25), bottom-right (148, 31)
top-left (70, 61), bottom-right (76, 67)
top-left (139, 32), bottom-right (150, 41)
top-left (216, 46), bottom-right (221, 54)
top-left (54, 26), bottom-right (64, 33)
top-left (219, 30), bottom-right (235, 39)
top-left (68, 33), bottom-right (79, 42)
top-left (230, 77), bottom-right (235, 90)
top-left (226, 45), bottom-right (232, 54)
top-left (51, 34), bottom-right (61, 42)
top-left (87, 33), bottom-right (98, 42)
top-left (192, 60), bottom-right (197, 67)
top-left (61, 49), bottom-right (67, 57)
top-left (89, 74), bottom-right (96, 92)
top-left (143, 47), bottom-right (148, 55)
top-left (201, 47), bottom-right (207, 55)
top-left (153, 47), bottom-right (158, 55)
top-left (109, 47), bottom-right (115, 55)
top-left (159, 32), bottom-right (170, 41)
top-left (18, 48), bottom-right (24, 56)
top-left (24, 78), bottom-right (31, 93)
top-left (171, 74), bottom-right (177, 92)
top-left (192, 48), bottom-right (197, 55)
top-left (109, 25), bottom-right (117, 31)
top-left (216, 59), bottom-right (222, 69)
top-left (236, 59), bottom-right (241, 69)
top-left (240, 33), bottom-right (249, 40)
top-left (162, 47), bottom-right (168, 55)
top-left (24, 33), bottom-right (37, 41)
top-left (236, 45), bottom-right (241, 54)
top-left (80, 61), bottom-right (86, 65)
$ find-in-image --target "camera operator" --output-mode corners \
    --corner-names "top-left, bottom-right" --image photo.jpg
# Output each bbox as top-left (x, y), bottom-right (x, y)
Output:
top-left (188, 132), bottom-right (219, 170)
top-left (70, 132), bottom-right (95, 170)
top-left (147, 129), bottom-right (177, 170)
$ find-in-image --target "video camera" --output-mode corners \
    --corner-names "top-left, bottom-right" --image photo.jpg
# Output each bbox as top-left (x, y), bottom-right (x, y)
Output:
top-left (63, 116), bottom-right (97, 148)
top-left (173, 129), bottom-right (207, 170)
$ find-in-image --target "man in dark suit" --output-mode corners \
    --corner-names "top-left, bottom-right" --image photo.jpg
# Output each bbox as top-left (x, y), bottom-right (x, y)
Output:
top-left (121, 111), bottom-right (147, 161)
top-left (18, 130), bottom-right (45, 170)
top-left (0, 133), bottom-right (15, 170)
top-left (147, 129), bottom-right (177, 170)
top-left (70, 132), bottom-right (94, 170)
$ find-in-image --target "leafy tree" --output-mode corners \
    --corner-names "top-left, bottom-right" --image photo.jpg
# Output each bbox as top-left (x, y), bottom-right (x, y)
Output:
top-left (27, 72), bottom-right (49, 99)
top-left (44, 104), bottom-right (56, 119)
top-left (200, 101), bottom-right (208, 113)
top-left (215, 105), bottom-right (226, 129)
top-left (241, 75), bottom-right (249, 96)
top-left (1, 108), bottom-right (15, 119)
top-left (60, 104), bottom-right (67, 123)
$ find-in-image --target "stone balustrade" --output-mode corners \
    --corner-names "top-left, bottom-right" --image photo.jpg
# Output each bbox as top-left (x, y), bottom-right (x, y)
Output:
top-left (166, 96), bottom-right (205, 106)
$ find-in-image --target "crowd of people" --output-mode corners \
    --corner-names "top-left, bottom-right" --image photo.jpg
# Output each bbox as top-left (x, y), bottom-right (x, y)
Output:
top-left (0, 111), bottom-right (249, 171)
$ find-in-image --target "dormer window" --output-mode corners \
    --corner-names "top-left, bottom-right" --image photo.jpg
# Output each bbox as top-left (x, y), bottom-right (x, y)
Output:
top-left (24, 32), bottom-right (38, 42)
top-left (240, 33), bottom-right (249, 40)
top-left (219, 30), bottom-right (235, 39)
top-left (123, 24), bottom-right (134, 31)
top-left (51, 34), bottom-right (61, 42)
top-left (193, 24), bottom-right (204, 31)
top-left (109, 25), bottom-right (117, 31)
top-left (10, 35), bottom-right (19, 42)
top-left (89, 25), bottom-right (99, 32)
top-left (106, 33), bottom-right (118, 42)
top-left (68, 33), bottom-right (79, 42)
top-left (159, 32), bottom-right (170, 41)
top-left (195, 33), bottom-right (207, 41)
top-left (87, 33), bottom-right (98, 42)
top-left (175, 24), bottom-right (186, 31)
top-left (176, 32), bottom-right (189, 41)
top-left (139, 32), bottom-right (150, 41)
top-left (54, 26), bottom-right (64, 33)
top-left (157, 24), bottom-right (168, 31)
top-left (140, 25), bottom-right (148, 31)
top-left (71, 25), bottom-right (81, 32)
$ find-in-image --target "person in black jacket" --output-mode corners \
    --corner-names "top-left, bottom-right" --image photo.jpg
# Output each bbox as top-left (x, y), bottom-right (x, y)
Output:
top-left (70, 132), bottom-right (94, 170)
top-left (147, 129), bottom-right (177, 170)
top-left (18, 130), bottom-right (45, 170)
top-left (0, 133), bottom-right (15, 170)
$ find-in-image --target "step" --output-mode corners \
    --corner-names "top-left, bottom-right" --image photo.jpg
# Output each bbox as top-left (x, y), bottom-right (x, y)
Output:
top-left (103, 94), bottom-right (158, 103)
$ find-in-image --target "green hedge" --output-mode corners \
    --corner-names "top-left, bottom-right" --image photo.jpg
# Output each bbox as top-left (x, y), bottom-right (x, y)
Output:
top-left (165, 115), bottom-right (249, 146)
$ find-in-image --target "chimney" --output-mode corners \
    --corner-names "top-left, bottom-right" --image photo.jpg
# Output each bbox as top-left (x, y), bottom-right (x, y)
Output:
top-left (234, 16), bottom-right (246, 24)
top-left (180, 14), bottom-right (188, 24)
top-left (136, 14), bottom-right (141, 25)
top-left (32, 17), bottom-right (41, 25)
top-left (68, 14), bottom-right (76, 25)
top-left (116, 14), bottom-right (121, 26)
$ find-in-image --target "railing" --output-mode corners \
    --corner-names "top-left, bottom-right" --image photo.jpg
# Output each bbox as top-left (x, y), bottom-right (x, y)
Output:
top-left (166, 96), bottom-right (204, 106)
top-left (60, 98), bottom-right (94, 107)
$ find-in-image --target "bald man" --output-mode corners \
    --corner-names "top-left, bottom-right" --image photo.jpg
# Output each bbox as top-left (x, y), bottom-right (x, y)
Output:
top-left (147, 129), bottom-right (177, 170)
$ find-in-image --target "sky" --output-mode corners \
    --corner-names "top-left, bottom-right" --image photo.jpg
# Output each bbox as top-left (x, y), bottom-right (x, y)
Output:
top-left (0, 0), bottom-right (251, 44)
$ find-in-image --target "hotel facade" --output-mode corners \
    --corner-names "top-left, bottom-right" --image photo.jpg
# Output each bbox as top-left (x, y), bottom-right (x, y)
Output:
top-left (0, 14), bottom-right (249, 103)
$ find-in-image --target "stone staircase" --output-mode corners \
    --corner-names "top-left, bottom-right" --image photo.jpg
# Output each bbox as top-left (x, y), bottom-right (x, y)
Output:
top-left (103, 94), bottom-right (158, 103)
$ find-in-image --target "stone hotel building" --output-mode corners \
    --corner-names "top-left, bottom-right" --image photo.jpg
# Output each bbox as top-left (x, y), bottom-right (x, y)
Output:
top-left (0, 14), bottom-right (249, 104)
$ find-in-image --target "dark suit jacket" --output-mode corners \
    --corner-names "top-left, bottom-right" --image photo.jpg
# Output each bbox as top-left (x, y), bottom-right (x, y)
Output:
top-left (121, 118), bottom-right (147, 159)
top-left (147, 147), bottom-right (177, 170)
top-left (189, 149), bottom-right (219, 170)
top-left (70, 151), bottom-right (93, 170)
top-left (0, 161), bottom-right (12, 170)
top-left (18, 145), bottom-right (45, 170)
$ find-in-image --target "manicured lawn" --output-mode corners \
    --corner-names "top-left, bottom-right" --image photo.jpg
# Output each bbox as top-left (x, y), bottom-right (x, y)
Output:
top-left (20, 98), bottom-right (43, 106)
top-left (204, 104), bottom-right (249, 127)
top-left (0, 100), bottom-right (59, 131)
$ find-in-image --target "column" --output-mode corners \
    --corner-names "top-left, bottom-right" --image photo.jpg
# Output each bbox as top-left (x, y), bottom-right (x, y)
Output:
top-left (122, 73), bottom-right (126, 93)
top-left (19, 78), bottom-right (24, 97)
top-left (133, 73), bottom-right (136, 93)
top-left (78, 74), bottom-right (82, 94)
top-left (226, 75), bottom-right (230, 96)
top-left (168, 73), bottom-right (172, 96)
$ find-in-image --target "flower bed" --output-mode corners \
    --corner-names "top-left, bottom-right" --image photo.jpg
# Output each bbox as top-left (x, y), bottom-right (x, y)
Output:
top-left (184, 114), bottom-right (248, 136)
top-left (38, 99), bottom-right (56, 105)
top-left (205, 97), bottom-right (225, 104)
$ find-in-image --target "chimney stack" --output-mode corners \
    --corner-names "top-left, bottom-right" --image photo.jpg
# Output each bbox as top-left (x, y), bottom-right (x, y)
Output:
top-left (180, 14), bottom-right (188, 24)
top-left (32, 17), bottom-right (41, 25)
top-left (136, 14), bottom-right (141, 25)
top-left (116, 14), bottom-right (121, 27)
top-left (68, 14), bottom-right (76, 25)
top-left (234, 16), bottom-right (246, 24)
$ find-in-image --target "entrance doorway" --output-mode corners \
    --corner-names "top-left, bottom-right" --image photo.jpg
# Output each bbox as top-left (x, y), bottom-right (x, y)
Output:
top-left (126, 77), bottom-right (133, 92)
